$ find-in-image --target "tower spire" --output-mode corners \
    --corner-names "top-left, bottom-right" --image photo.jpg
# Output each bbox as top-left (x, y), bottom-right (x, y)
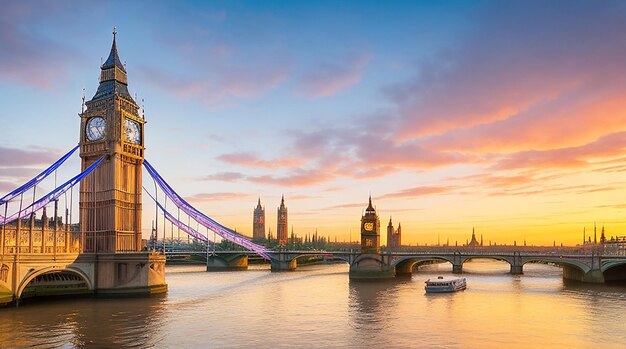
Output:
top-left (102, 26), bottom-right (125, 73)
top-left (92, 28), bottom-right (133, 102)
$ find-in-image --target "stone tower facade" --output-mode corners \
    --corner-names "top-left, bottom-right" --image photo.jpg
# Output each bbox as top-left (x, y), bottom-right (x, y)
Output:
top-left (79, 29), bottom-right (144, 253)
top-left (386, 217), bottom-right (401, 249)
top-left (277, 196), bottom-right (288, 246)
top-left (253, 198), bottom-right (265, 241)
top-left (360, 196), bottom-right (380, 254)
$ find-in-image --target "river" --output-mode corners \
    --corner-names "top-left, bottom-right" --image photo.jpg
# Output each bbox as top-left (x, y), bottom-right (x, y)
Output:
top-left (0, 261), bottom-right (625, 348)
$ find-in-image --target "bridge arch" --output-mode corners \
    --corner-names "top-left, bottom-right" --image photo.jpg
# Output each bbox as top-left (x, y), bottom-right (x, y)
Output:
top-left (461, 256), bottom-right (514, 265)
top-left (17, 266), bottom-right (93, 300)
top-left (521, 257), bottom-right (590, 274)
top-left (601, 260), bottom-right (626, 282)
top-left (392, 255), bottom-right (455, 276)
top-left (291, 253), bottom-right (350, 264)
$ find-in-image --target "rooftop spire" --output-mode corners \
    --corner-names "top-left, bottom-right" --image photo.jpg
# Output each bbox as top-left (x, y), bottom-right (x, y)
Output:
top-left (90, 28), bottom-right (133, 102)
top-left (366, 195), bottom-right (375, 211)
top-left (102, 26), bottom-right (126, 72)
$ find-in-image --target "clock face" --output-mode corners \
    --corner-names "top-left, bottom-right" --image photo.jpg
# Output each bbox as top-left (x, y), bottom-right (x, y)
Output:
top-left (364, 222), bottom-right (374, 231)
top-left (86, 116), bottom-right (106, 141)
top-left (124, 118), bottom-right (142, 144)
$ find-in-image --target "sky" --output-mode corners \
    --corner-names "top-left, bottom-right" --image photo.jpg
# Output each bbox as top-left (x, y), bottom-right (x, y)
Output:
top-left (1, 1), bottom-right (626, 246)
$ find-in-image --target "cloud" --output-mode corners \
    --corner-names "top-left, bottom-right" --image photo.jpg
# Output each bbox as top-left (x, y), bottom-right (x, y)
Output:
top-left (296, 53), bottom-right (371, 98)
top-left (201, 172), bottom-right (245, 182)
top-left (0, 146), bottom-right (62, 168)
top-left (248, 169), bottom-right (334, 187)
top-left (386, 2), bottom-right (626, 140)
top-left (324, 202), bottom-right (367, 210)
top-left (185, 192), bottom-right (252, 202)
top-left (493, 131), bottom-right (626, 170)
top-left (379, 186), bottom-right (457, 199)
top-left (217, 152), bottom-right (304, 169)
top-left (0, 3), bottom-right (84, 89)
top-left (137, 63), bottom-right (289, 107)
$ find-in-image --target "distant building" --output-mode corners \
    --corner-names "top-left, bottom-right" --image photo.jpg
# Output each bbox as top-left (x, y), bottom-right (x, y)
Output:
top-left (386, 217), bottom-right (401, 249)
top-left (277, 195), bottom-right (288, 246)
top-left (252, 198), bottom-right (265, 241)
top-left (360, 196), bottom-right (381, 254)
top-left (467, 227), bottom-right (481, 247)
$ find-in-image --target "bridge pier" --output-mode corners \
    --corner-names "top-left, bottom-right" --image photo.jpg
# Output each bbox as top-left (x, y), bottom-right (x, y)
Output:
top-left (206, 254), bottom-right (248, 271)
top-left (349, 254), bottom-right (395, 280)
top-left (452, 264), bottom-right (463, 274)
top-left (562, 265), bottom-right (605, 283)
top-left (510, 265), bottom-right (523, 275)
top-left (270, 259), bottom-right (297, 272)
top-left (394, 262), bottom-right (413, 278)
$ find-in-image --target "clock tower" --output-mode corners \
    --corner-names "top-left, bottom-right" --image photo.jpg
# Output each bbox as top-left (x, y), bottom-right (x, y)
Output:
top-left (277, 195), bottom-right (288, 246)
top-left (79, 29), bottom-right (145, 253)
top-left (360, 196), bottom-right (380, 254)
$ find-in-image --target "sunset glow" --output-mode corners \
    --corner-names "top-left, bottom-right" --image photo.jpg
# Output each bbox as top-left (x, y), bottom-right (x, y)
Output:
top-left (2, 1), bottom-right (626, 246)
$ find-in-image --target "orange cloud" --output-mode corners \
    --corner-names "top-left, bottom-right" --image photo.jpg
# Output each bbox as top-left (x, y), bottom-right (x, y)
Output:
top-left (379, 186), bottom-right (457, 199)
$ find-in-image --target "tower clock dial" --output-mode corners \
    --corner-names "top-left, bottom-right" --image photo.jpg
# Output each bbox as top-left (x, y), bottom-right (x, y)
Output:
top-left (86, 116), bottom-right (106, 141)
top-left (124, 118), bottom-right (142, 144)
top-left (364, 222), bottom-right (374, 231)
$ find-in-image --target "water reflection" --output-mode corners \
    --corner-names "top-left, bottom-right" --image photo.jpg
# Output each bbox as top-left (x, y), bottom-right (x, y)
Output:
top-left (0, 295), bottom-right (166, 348)
top-left (1, 262), bottom-right (625, 348)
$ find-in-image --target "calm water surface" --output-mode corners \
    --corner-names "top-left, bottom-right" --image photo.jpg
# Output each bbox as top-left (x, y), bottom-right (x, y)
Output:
top-left (1, 261), bottom-right (625, 348)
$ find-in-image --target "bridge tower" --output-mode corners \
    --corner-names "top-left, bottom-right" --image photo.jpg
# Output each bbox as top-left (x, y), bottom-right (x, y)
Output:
top-left (349, 196), bottom-right (394, 279)
top-left (360, 196), bottom-right (380, 253)
top-left (80, 28), bottom-right (144, 253)
top-left (253, 198), bottom-right (265, 241)
top-left (76, 29), bottom-right (166, 296)
top-left (277, 195), bottom-right (288, 246)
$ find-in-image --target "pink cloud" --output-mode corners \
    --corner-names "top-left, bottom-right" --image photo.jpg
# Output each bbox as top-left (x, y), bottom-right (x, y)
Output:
top-left (201, 172), bottom-right (245, 182)
top-left (0, 146), bottom-right (62, 168)
top-left (186, 192), bottom-right (252, 202)
top-left (383, 2), bottom-right (626, 143)
top-left (296, 53), bottom-right (371, 98)
top-left (493, 131), bottom-right (626, 170)
top-left (217, 152), bottom-right (304, 169)
top-left (248, 169), bottom-right (334, 187)
top-left (379, 186), bottom-right (457, 199)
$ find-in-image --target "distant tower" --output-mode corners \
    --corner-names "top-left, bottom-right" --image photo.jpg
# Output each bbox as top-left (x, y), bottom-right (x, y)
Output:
top-left (468, 227), bottom-right (480, 247)
top-left (386, 217), bottom-right (402, 249)
top-left (387, 217), bottom-right (394, 248)
top-left (252, 198), bottom-right (265, 241)
top-left (601, 225), bottom-right (606, 244)
top-left (360, 196), bottom-right (381, 254)
top-left (396, 222), bottom-right (402, 247)
top-left (277, 195), bottom-right (288, 245)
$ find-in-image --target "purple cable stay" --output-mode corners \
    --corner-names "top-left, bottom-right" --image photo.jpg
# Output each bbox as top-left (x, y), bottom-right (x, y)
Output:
top-left (144, 188), bottom-right (211, 244)
top-left (144, 160), bottom-right (270, 259)
top-left (0, 145), bottom-right (79, 206)
top-left (1, 156), bottom-right (105, 226)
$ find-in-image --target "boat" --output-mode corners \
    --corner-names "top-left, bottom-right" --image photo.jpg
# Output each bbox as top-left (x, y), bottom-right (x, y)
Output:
top-left (425, 276), bottom-right (467, 293)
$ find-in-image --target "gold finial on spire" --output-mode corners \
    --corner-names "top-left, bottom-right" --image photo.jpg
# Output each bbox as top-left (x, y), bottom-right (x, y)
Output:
top-left (113, 25), bottom-right (117, 37)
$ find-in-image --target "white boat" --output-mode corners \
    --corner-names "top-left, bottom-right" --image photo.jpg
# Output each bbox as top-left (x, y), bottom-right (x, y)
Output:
top-left (425, 276), bottom-right (467, 293)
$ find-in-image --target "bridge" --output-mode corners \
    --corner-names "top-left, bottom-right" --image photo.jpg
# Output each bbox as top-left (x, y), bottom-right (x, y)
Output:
top-left (165, 248), bottom-right (626, 284)
top-left (2, 31), bottom-right (626, 307)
